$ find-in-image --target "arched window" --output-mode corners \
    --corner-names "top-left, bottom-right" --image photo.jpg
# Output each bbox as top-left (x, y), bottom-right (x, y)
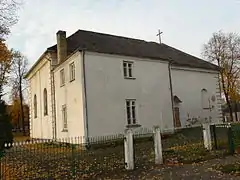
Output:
top-left (43, 88), bottom-right (48, 116)
top-left (201, 89), bottom-right (209, 109)
top-left (34, 94), bottom-right (37, 118)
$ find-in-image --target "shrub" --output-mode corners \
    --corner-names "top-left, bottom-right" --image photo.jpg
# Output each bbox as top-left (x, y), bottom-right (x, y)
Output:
top-left (0, 100), bottom-right (13, 151)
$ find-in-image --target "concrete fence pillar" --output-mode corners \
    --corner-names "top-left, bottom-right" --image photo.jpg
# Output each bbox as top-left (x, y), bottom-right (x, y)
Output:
top-left (153, 126), bottom-right (163, 164)
top-left (124, 128), bottom-right (134, 170)
top-left (203, 123), bottom-right (212, 150)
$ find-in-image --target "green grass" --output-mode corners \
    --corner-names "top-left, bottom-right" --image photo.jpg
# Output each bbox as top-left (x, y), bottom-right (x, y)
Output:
top-left (164, 143), bottom-right (230, 164)
top-left (216, 162), bottom-right (240, 175)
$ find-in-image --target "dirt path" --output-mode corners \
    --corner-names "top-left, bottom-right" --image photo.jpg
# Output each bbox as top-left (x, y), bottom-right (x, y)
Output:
top-left (141, 155), bottom-right (240, 180)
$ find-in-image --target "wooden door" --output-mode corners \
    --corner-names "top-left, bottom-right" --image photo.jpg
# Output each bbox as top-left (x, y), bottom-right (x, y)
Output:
top-left (174, 107), bottom-right (181, 127)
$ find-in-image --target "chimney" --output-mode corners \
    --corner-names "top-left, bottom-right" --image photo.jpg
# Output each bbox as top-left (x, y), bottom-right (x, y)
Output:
top-left (57, 30), bottom-right (67, 63)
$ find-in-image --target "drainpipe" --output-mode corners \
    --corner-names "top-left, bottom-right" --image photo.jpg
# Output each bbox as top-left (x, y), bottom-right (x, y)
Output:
top-left (81, 50), bottom-right (89, 143)
top-left (168, 60), bottom-right (175, 129)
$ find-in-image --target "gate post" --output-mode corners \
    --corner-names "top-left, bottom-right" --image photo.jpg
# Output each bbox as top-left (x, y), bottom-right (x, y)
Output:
top-left (211, 125), bottom-right (217, 149)
top-left (227, 123), bottom-right (235, 155)
top-left (203, 123), bottom-right (212, 150)
top-left (153, 126), bottom-right (163, 164)
top-left (124, 128), bottom-right (134, 170)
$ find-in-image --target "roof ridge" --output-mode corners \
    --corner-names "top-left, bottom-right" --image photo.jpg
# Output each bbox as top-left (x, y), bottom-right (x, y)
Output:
top-left (75, 29), bottom-right (149, 43)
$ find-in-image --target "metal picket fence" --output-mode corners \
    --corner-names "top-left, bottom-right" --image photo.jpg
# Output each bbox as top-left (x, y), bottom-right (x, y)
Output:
top-left (1, 124), bottom-right (232, 179)
top-left (0, 135), bottom-right (125, 180)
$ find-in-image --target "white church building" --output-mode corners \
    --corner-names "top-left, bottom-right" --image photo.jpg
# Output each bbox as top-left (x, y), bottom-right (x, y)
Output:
top-left (25, 29), bottom-right (222, 139)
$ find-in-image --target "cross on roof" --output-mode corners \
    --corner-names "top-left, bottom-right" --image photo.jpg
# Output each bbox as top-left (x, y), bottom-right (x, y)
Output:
top-left (156, 29), bottom-right (163, 44)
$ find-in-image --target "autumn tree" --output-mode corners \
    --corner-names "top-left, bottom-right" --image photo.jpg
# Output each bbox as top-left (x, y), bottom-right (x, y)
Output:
top-left (10, 51), bottom-right (28, 134)
top-left (203, 31), bottom-right (240, 122)
top-left (0, 0), bottom-right (21, 99)
top-left (0, 39), bottom-right (12, 99)
top-left (0, 0), bottom-right (21, 148)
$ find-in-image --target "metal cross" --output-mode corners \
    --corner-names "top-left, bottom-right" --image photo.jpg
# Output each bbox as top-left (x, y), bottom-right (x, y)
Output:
top-left (156, 29), bottom-right (163, 44)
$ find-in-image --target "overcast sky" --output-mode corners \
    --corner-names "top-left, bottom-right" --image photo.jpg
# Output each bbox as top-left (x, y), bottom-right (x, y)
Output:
top-left (6, 0), bottom-right (240, 67)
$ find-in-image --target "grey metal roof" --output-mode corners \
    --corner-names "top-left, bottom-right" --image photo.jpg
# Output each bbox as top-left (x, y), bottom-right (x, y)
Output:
top-left (47, 29), bottom-right (219, 71)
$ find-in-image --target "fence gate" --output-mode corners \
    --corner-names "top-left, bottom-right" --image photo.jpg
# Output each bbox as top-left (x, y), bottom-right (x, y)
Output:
top-left (133, 129), bottom-right (154, 168)
top-left (230, 124), bottom-right (240, 153)
top-left (211, 124), bottom-right (234, 154)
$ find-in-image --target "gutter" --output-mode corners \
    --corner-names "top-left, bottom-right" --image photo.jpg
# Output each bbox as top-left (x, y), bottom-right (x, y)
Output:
top-left (168, 59), bottom-right (175, 128)
top-left (81, 50), bottom-right (89, 143)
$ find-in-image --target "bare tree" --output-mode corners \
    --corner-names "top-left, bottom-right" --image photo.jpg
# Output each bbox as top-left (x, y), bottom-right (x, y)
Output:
top-left (10, 51), bottom-right (28, 134)
top-left (0, 0), bottom-right (21, 99)
top-left (0, 0), bottom-right (21, 40)
top-left (203, 31), bottom-right (240, 122)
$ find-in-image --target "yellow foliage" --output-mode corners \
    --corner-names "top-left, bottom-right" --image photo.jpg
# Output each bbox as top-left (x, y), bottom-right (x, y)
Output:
top-left (9, 97), bottom-right (21, 126)
top-left (0, 40), bottom-right (13, 86)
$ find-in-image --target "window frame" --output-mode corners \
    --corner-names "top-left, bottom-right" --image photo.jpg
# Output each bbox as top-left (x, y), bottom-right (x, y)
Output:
top-left (123, 61), bottom-right (135, 79)
top-left (43, 88), bottom-right (48, 116)
top-left (126, 99), bottom-right (137, 126)
top-left (201, 88), bottom-right (210, 110)
top-left (62, 104), bottom-right (68, 131)
top-left (69, 62), bottom-right (75, 82)
top-left (60, 68), bottom-right (65, 87)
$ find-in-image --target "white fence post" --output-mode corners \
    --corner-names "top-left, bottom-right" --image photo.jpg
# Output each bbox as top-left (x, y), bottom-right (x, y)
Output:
top-left (124, 128), bottom-right (134, 170)
top-left (153, 126), bottom-right (163, 164)
top-left (203, 123), bottom-right (212, 150)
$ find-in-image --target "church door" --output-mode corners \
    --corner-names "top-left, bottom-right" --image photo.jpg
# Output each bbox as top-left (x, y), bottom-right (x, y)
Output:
top-left (174, 107), bottom-right (181, 128)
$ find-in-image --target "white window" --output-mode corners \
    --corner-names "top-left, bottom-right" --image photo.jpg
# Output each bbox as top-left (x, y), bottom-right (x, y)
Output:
top-left (123, 61), bottom-right (134, 78)
top-left (69, 62), bottom-right (75, 82)
top-left (201, 89), bottom-right (209, 109)
top-left (60, 69), bottom-right (65, 86)
top-left (62, 105), bottom-right (67, 130)
top-left (126, 99), bottom-right (136, 125)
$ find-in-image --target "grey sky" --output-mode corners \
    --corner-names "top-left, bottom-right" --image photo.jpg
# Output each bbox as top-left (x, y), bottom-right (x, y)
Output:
top-left (6, 0), bottom-right (240, 67)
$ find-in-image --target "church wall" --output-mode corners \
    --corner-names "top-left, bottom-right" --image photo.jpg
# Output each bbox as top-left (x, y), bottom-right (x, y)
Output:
top-left (84, 52), bottom-right (174, 137)
top-left (171, 67), bottom-right (222, 127)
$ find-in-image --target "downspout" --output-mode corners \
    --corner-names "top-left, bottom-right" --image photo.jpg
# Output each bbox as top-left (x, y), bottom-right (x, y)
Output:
top-left (81, 50), bottom-right (89, 143)
top-left (168, 60), bottom-right (175, 129)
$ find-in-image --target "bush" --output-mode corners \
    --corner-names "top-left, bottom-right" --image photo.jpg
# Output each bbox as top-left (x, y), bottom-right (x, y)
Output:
top-left (0, 100), bottom-right (13, 150)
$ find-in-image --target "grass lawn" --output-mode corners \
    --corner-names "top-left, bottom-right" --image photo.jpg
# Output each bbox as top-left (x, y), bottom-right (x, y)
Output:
top-left (215, 162), bottom-right (240, 176)
top-left (164, 143), bottom-right (230, 164)
top-left (1, 127), bottom-right (232, 179)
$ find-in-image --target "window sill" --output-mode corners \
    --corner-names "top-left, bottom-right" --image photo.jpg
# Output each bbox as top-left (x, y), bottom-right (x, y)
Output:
top-left (126, 124), bottom-right (141, 128)
top-left (124, 77), bottom-right (136, 80)
top-left (62, 129), bottom-right (68, 132)
top-left (69, 79), bottom-right (75, 83)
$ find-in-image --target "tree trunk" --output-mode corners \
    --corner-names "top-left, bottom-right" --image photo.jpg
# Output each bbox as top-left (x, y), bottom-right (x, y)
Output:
top-left (220, 68), bottom-right (233, 122)
top-left (226, 98), bottom-right (234, 122)
top-left (19, 78), bottom-right (25, 135)
top-left (235, 101), bottom-right (238, 121)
